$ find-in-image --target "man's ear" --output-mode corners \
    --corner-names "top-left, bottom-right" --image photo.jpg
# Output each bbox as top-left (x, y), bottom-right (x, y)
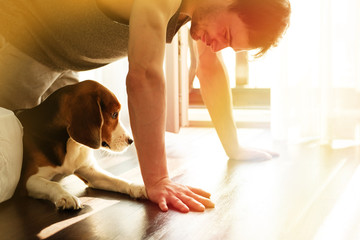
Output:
top-left (67, 95), bottom-right (103, 149)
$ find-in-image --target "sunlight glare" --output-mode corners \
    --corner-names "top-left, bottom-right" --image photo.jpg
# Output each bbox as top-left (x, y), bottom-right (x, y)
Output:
top-left (37, 198), bottom-right (118, 239)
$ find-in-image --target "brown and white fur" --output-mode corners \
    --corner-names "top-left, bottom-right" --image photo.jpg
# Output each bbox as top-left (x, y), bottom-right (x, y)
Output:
top-left (16, 80), bottom-right (147, 210)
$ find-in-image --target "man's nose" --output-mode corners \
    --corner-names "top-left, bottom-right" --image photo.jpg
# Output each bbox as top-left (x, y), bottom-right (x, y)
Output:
top-left (213, 36), bottom-right (231, 52)
top-left (212, 41), bottom-right (229, 52)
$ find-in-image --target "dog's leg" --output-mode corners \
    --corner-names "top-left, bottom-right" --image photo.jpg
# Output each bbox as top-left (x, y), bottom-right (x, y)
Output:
top-left (26, 175), bottom-right (83, 210)
top-left (76, 164), bottom-right (147, 199)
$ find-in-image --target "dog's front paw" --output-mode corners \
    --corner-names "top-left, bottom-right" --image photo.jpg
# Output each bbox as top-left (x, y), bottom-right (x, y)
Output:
top-left (129, 183), bottom-right (148, 199)
top-left (54, 193), bottom-right (83, 210)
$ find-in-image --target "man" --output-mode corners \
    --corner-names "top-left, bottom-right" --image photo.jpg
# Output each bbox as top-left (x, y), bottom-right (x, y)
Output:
top-left (0, 0), bottom-right (291, 212)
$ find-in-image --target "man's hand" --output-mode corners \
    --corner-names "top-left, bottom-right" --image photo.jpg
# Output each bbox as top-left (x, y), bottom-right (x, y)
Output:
top-left (228, 147), bottom-right (279, 161)
top-left (145, 178), bottom-right (215, 213)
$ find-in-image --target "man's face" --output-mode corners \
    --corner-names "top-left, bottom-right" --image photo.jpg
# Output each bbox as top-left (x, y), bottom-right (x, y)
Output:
top-left (190, 6), bottom-right (251, 52)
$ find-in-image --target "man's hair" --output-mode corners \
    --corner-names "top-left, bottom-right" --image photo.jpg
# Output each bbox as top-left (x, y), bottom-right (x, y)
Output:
top-left (229, 0), bottom-right (291, 57)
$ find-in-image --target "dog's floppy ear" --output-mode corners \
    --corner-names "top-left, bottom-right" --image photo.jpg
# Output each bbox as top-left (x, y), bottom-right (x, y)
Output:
top-left (67, 95), bottom-right (103, 149)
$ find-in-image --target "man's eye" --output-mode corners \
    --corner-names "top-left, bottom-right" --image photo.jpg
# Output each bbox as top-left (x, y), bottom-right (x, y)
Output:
top-left (112, 112), bottom-right (118, 119)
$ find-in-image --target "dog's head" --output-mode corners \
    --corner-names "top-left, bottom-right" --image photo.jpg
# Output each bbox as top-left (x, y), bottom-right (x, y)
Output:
top-left (66, 80), bottom-right (132, 152)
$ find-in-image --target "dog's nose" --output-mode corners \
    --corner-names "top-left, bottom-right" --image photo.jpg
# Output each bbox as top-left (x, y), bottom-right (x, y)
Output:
top-left (127, 138), bottom-right (133, 145)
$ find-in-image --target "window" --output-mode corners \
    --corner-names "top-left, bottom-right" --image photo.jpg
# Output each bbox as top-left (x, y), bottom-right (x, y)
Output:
top-left (188, 46), bottom-right (271, 128)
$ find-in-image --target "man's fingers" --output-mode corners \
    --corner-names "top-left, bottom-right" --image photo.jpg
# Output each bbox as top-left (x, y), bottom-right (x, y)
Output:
top-left (187, 186), bottom-right (211, 198)
top-left (158, 198), bottom-right (168, 212)
top-left (157, 194), bottom-right (212, 213)
top-left (148, 180), bottom-right (214, 213)
top-left (169, 196), bottom-right (190, 213)
top-left (187, 186), bottom-right (215, 208)
top-left (178, 194), bottom-right (206, 212)
top-left (249, 148), bottom-right (279, 159)
top-left (266, 150), bottom-right (279, 158)
top-left (190, 193), bottom-right (215, 208)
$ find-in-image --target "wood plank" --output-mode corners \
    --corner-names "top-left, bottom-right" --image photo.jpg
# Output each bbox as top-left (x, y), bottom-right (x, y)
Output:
top-left (0, 128), bottom-right (359, 240)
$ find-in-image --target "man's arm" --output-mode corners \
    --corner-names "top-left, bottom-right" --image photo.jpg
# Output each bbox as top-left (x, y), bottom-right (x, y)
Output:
top-left (126, 0), bottom-right (214, 213)
top-left (195, 41), bottom-right (276, 160)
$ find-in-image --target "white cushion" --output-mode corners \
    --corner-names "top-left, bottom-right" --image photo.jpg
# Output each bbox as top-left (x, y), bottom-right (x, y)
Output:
top-left (0, 108), bottom-right (23, 203)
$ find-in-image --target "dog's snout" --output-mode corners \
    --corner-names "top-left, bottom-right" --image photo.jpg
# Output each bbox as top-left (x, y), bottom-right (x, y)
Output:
top-left (127, 138), bottom-right (133, 145)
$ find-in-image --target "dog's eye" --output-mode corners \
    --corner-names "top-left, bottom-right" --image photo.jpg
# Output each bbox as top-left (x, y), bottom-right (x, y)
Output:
top-left (111, 112), bottom-right (118, 119)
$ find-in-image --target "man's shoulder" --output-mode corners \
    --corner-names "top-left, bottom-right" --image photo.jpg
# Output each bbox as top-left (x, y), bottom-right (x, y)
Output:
top-left (134, 0), bottom-right (182, 17)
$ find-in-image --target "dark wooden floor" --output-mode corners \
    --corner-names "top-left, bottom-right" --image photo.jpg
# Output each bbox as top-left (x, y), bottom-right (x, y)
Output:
top-left (1, 128), bottom-right (360, 240)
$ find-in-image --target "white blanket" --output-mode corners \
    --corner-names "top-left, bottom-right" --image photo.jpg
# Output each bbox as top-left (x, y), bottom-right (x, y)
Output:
top-left (0, 108), bottom-right (23, 203)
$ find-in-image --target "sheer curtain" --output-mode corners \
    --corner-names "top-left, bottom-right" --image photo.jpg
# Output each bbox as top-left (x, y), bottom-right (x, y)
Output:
top-left (268, 0), bottom-right (360, 144)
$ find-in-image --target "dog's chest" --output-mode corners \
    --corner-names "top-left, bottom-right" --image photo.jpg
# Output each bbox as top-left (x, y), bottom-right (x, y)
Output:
top-left (40, 139), bottom-right (92, 178)
top-left (60, 139), bottom-right (93, 174)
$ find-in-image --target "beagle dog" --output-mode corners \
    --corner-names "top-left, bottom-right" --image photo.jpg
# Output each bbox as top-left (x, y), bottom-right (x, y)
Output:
top-left (16, 80), bottom-right (147, 210)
